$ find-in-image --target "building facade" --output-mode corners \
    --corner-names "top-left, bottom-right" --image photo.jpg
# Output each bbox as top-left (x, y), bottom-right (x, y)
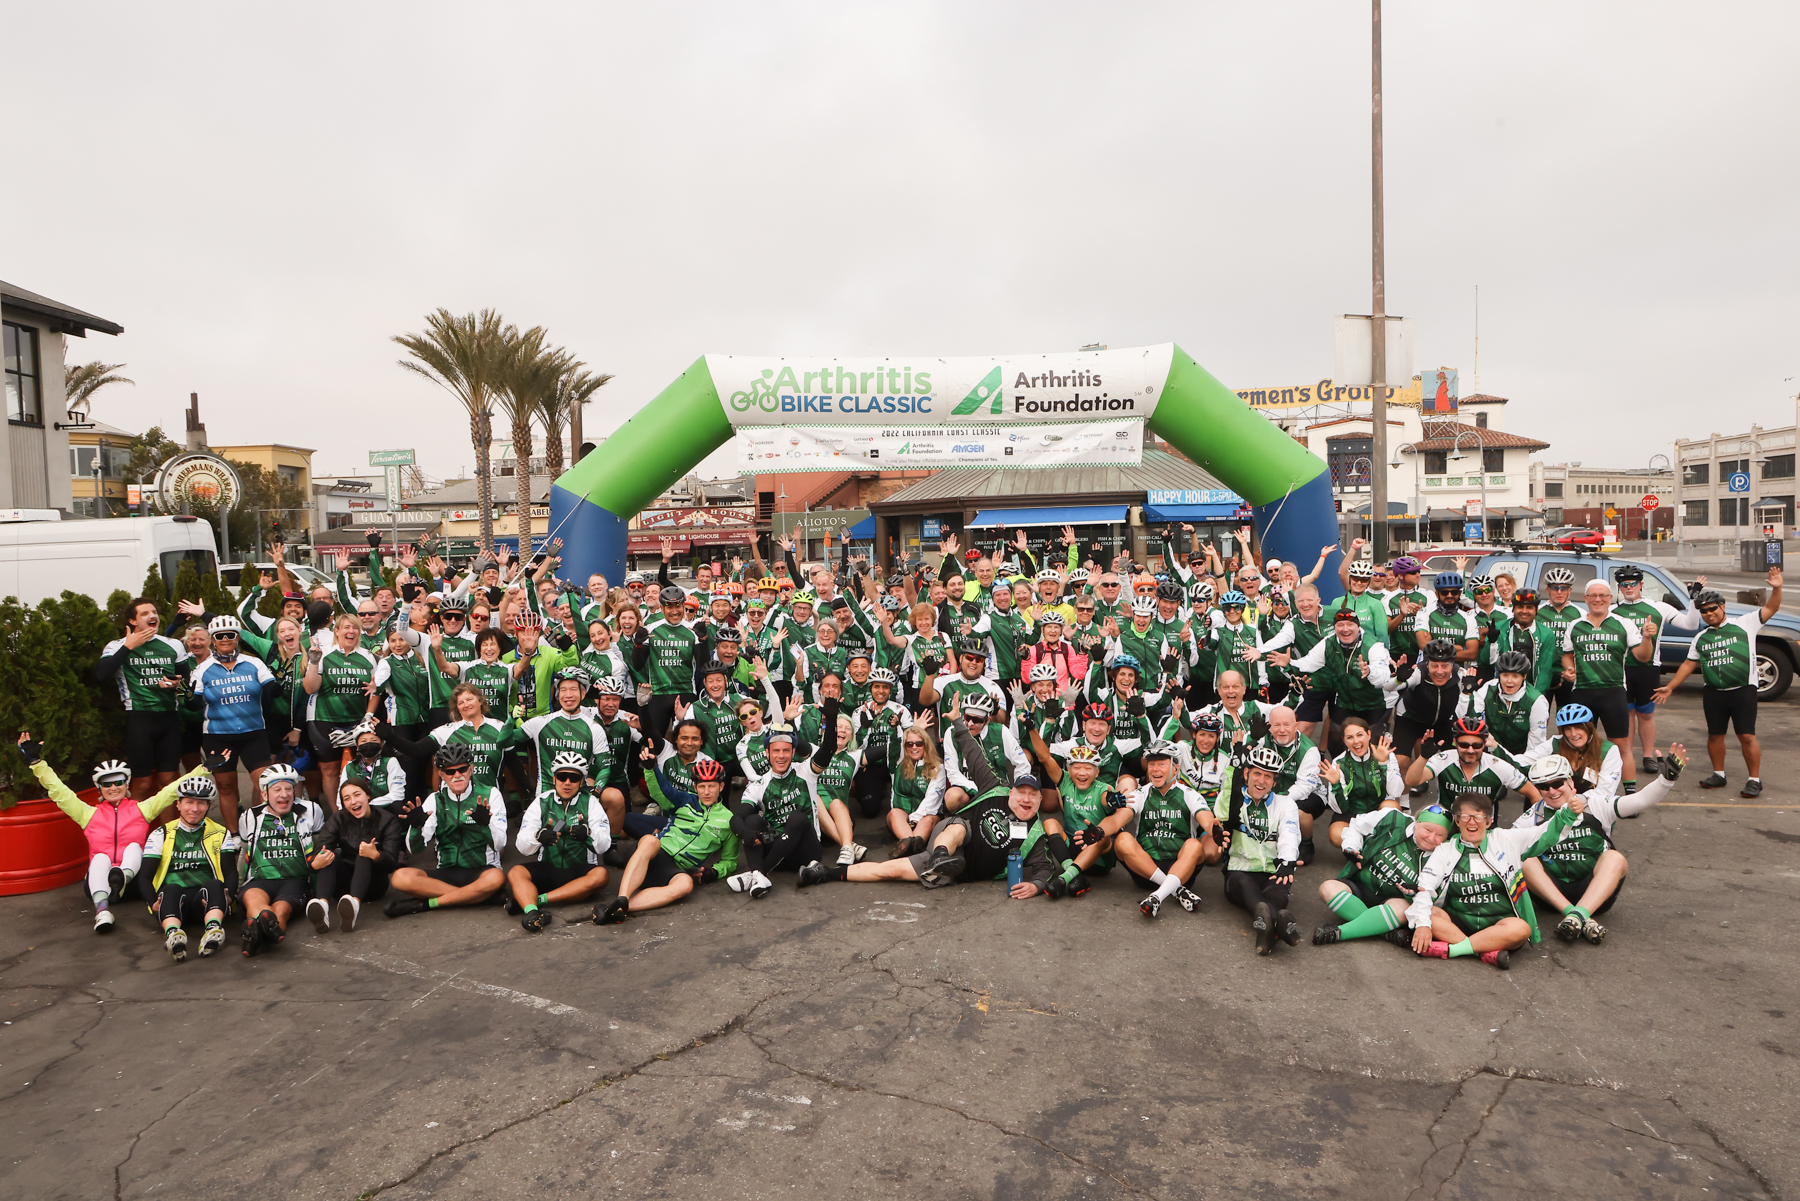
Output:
top-left (1529, 462), bottom-right (1675, 539)
top-left (3, 281), bottom-right (123, 514)
top-left (66, 419), bottom-right (135, 518)
top-left (1675, 421), bottom-right (1797, 542)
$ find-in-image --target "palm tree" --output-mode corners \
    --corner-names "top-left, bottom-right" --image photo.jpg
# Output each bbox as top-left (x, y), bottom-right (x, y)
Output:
top-left (394, 309), bottom-right (510, 553)
top-left (64, 361), bottom-right (133, 415)
top-left (537, 364), bottom-right (613, 481)
top-left (493, 327), bottom-right (565, 558)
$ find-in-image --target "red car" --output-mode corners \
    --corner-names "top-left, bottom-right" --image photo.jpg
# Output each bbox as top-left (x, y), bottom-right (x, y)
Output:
top-left (1545, 525), bottom-right (1605, 547)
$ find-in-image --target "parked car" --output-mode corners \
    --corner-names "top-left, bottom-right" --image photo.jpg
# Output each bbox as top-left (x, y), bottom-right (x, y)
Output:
top-left (1470, 549), bottom-right (1796, 700)
top-left (1544, 525), bottom-right (1605, 548)
top-left (221, 561), bottom-right (334, 594)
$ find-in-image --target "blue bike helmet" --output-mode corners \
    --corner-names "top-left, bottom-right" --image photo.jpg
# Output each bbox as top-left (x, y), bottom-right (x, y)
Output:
top-left (1555, 702), bottom-right (1595, 727)
top-left (1220, 590), bottom-right (1248, 608)
top-left (1435, 571), bottom-right (1464, 591)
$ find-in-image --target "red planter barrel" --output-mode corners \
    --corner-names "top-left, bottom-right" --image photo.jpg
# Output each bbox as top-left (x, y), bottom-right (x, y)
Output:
top-left (0, 792), bottom-right (92, 896)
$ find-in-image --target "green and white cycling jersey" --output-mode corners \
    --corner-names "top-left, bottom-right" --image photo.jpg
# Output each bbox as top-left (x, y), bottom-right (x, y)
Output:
top-left (1337, 806), bottom-right (1426, 901)
top-left (1407, 806), bottom-right (1578, 935)
top-left (238, 800), bottom-right (325, 881)
top-left (1560, 612), bottom-right (1644, 690)
top-left (933, 672), bottom-right (1007, 725)
top-left (741, 761), bottom-right (824, 837)
top-left (639, 618), bottom-right (701, 696)
top-left (460, 660), bottom-right (516, 720)
top-left (343, 755), bottom-right (408, 809)
top-left (1512, 794), bottom-right (1624, 885)
top-left (1216, 784), bottom-right (1302, 874)
top-left (1198, 699), bottom-right (1265, 743)
top-left (1255, 733), bottom-right (1322, 809)
top-left (1686, 611), bottom-right (1765, 691)
top-left (1324, 749), bottom-right (1403, 818)
top-left (1420, 603), bottom-right (1480, 650)
top-left (1461, 679), bottom-right (1550, 760)
top-left (1537, 601), bottom-right (1583, 653)
top-left (889, 761), bottom-right (949, 817)
top-left (1422, 749), bottom-right (1528, 807)
top-left (415, 783), bottom-right (509, 869)
top-left (1613, 597), bottom-right (1698, 664)
top-left (1529, 734), bottom-right (1623, 800)
top-left (521, 707), bottom-right (610, 791)
top-left (515, 788), bottom-right (612, 869)
top-left (814, 747), bottom-right (859, 808)
top-left (655, 744), bottom-right (719, 802)
top-left (1287, 632), bottom-right (1392, 710)
top-left (101, 634), bottom-right (194, 712)
top-left (1125, 781), bottom-right (1209, 862)
top-left (734, 729), bottom-right (775, 782)
top-left (427, 718), bottom-right (526, 793)
top-left (944, 718), bottom-right (1029, 792)
top-left (690, 694), bottom-right (746, 764)
top-left (851, 699), bottom-right (912, 766)
top-left (1045, 731), bottom-right (1143, 789)
top-left (307, 646), bottom-right (381, 724)
top-left (371, 651), bottom-right (433, 725)
top-left (1386, 588), bottom-right (1431, 654)
top-left (1055, 774), bottom-right (1116, 830)
top-left (418, 626), bottom-right (478, 708)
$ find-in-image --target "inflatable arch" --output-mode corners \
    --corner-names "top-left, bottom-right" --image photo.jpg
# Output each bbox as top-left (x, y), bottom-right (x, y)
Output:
top-left (548, 343), bottom-right (1343, 587)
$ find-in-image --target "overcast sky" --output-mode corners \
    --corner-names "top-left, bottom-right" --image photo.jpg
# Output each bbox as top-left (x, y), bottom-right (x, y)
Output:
top-left (11, 2), bottom-right (1797, 485)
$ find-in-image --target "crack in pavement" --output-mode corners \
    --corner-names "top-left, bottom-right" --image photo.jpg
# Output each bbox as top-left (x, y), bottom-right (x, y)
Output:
top-left (114, 1083), bottom-right (200, 1201)
top-left (1431, 1075), bottom-right (1510, 1201)
top-left (1667, 1094), bottom-right (1783, 1200)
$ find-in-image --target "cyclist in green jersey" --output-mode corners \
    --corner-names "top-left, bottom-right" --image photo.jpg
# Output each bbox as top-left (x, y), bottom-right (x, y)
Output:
top-left (1461, 650), bottom-right (1550, 766)
top-left (1467, 574), bottom-right (1506, 679)
top-left (1515, 748), bottom-right (1686, 945)
top-left (1319, 716), bottom-right (1403, 849)
top-left (519, 668), bottom-right (609, 792)
top-left (96, 596), bottom-right (196, 799)
top-left (462, 628), bottom-right (516, 719)
top-left (140, 773), bottom-right (239, 961)
top-left (1314, 803), bottom-right (1451, 946)
top-left (507, 751), bottom-right (613, 932)
top-left (1406, 715), bottom-right (1542, 815)
top-left (876, 722), bottom-right (948, 855)
top-left (1537, 565), bottom-right (1583, 705)
top-left (303, 613), bottom-right (382, 811)
top-left (1035, 741), bottom-right (1118, 887)
top-left (1093, 742), bottom-right (1219, 917)
top-left (1611, 565), bottom-right (1701, 778)
top-left (850, 666), bottom-right (913, 819)
top-left (1327, 551), bottom-right (1390, 644)
top-left (633, 585), bottom-right (704, 756)
top-left (371, 626), bottom-right (433, 800)
top-left (1558, 578), bottom-right (1656, 792)
top-left (342, 719), bottom-right (408, 809)
top-left (1653, 571), bottom-right (1782, 797)
top-left (1217, 744), bottom-right (1303, 955)
top-left (1418, 573), bottom-right (1482, 665)
top-left (1489, 589), bottom-right (1559, 696)
top-left (385, 743), bottom-right (509, 917)
top-left (237, 764), bottom-right (325, 957)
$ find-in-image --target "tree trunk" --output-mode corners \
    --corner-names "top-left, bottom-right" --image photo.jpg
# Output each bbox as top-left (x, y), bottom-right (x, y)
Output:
top-left (542, 409), bottom-right (564, 481)
top-left (514, 412), bottom-right (534, 560)
top-left (471, 394), bottom-right (494, 555)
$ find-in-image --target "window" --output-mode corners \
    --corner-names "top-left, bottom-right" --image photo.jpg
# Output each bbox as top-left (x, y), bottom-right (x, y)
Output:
top-left (72, 445), bottom-right (125, 479)
top-left (1474, 412), bottom-right (1488, 428)
top-left (278, 465), bottom-right (302, 484)
top-left (1760, 495), bottom-right (1795, 526)
top-left (1482, 448), bottom-right (1505, 473)
top-left (1682, 463), bottom-right (1709, 485)
top-left (327, 512), bottom-right (355, 530)
top-left (4, 322), bottom-right (41, 424)
top-left (1764, 454), bottom-right (1795, 480)
top-left (1326, 436), bottom-right (1373, 490)
top-left (1424, 451), bottom-right (1447, 474)
top-left (1683, 500), bottom-right (1709, 526)
top-left (160, 548), bottom-right (218, 583)
top-left (1543, 508), bottom-right (1562, 524)
top-left (1720, 497), bottom-right (1750, 526)
top-left (1544, 482), bottom-right (1563, 498)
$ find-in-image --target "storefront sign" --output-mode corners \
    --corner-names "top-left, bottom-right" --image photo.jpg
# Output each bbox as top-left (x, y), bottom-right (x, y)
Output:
top-left (636, 506), bottom-right (755, 530)
top-left (1147, 489), bottom-right (1245, 507)
top-left (155, 453), bottom-right (242, 513)
top-left (736, 419), bottom-right (1143, 473)
top-left (1232, 377), bottom-right (1424, 411)
top-left (775, 509), bottom-right (871, 539)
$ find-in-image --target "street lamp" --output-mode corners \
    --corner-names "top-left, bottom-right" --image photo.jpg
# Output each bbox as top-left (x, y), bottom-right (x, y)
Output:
top-left (1646, 453), bottom-right (1671, 547)
top-left (1349, 455), bottom-right (1374, 545)
top-left (1448, 428), bottom-right (1488, 545)
top-left (1397, 444), bottom-right (1422, 546)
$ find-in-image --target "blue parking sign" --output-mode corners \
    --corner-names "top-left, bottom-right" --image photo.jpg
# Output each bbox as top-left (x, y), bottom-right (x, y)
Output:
top-left (1728, 472), bottom-right (1751, 493)
top-left (1464, 520), bottom-right (1483, 541)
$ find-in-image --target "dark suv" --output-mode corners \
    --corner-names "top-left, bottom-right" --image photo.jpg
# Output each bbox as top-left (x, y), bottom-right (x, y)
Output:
top-left (1469, 550), bottom-right (1796, 701)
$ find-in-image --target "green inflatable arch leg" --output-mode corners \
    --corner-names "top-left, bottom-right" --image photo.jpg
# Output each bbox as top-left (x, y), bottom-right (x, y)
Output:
top-left (548, 344), bottom-right (1342, 589)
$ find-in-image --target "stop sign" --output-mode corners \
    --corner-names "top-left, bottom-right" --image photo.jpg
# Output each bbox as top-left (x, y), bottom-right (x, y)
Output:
top-left (1641, 494), bottom-right (1660, 512)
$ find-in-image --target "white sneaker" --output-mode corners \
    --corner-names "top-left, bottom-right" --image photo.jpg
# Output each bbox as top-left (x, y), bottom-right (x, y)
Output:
top-left (93, 909), bottom-right (115, 934)
top-left (306, 897), bottom-right (331, 934)
top-left (337, 895), bottom-right (360, 932)
top-left (726, 871), bottom-right (756, 894)
top-left (642, 802), bottom-right (661, 818)
top-left (749, 871), bottom-right (773, 900)
top-left (198, 927), bottom-right (225, 956)
top-left (836, 843), bottom-right (856, 866)
top-left (165, 927), bottom-right (188, 962)
top-left (851, 843), bottom-right (868, 863)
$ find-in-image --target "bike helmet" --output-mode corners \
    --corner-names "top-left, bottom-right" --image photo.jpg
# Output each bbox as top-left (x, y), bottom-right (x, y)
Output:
top-left (1130, 596), bottom-right (1157, 617)
top-left (1156, 581), bottom-right (1184, 603)
top-left (552, 666), bottom-right (592, 692)
top-left (1392, 556), bottom-right (1420, 574)
top-left (550, 751), bottom-right (589, 779)
top-left (514, 609), bottom-right (545, 630)
top-left (1493, 650), bottom-right (1533, 677)
top-left (698, 659), bottom-right (729, 680)
top-left (1110, 652), bottom-right (1142, 675)
top-left (1348, 559), bottom-right (1377, 580)
top-left (869, 667), bottom-right (897, 686)
top-left (1468, 574), bottom-right (1495, 591)
top-left (960, 693), bottom-right (995, 717)
top-left (1451, 715), bottom-right (1488, 741)
top-left (763, 723), bottom-right (797, 746)
top-left (791, 591), bottom-right (816, 606)
top-left (1068, 568), bottom-right (1090, 584)
top-left (92, 759), bottom-right (131, 787)
top-left (595, 676), bottom-right (629, 697)
top-left (176, 773), bottom-right (218, 799)
top-left (1193, 712), bottom-right (1224, 735)
top-left (1081, 702), bottom-right (1112, 723)
top-left (953, 635), bottom-right (984, 657)
top-left (1190, 580), bottom-right (1215, 602)
top-left (1694, 589), bottom-right (1726, 610)
top-left (1423, 638), bottom-right (1459, 663)
top-left (1512, 589), bottom-right (1540, 607)
top-left (728, 581), bottom-right (745, 596)
top-left (714, 624), bottom-right (742, 642)
top-left (259, 763), bottom-right (302, 791)
top-left (1035, 568), bottom-right (1061, 583)
top-left (207, 614), bottom-right (240, 637)
top-left (684, 594), bottom-right (703, 611)
top-left (1528, 754), bottom-right (1574, 786)
top-left (1038, 610), bottom-right (1066, 627)
top-left (1555, 702), bottom-right (1595, 727)
top-left (1143, 740), bottom-right (1179, 761)
top-left (438, 595), bottom-right (468, 615)
top-left (1246, 745), bottom-right (1284, 772)
top-left (434, 743), bottom-right (477, 771)
top-left (693, 757), bottom-right (727, 783)
top-left (1065, 744), bottom-right (1103, 765)
top-left (1029, 662), bottom-right (1059, 682)
top-left (625, 572), bottom-right (647, 586)
top-left (1434, 572), bottom-right (1464, 591)
top-left (1542, 566), bottom-right (1576, 586)
top-left (1614, 567), bottom-right (1644, 585)
top-left (1219, 590), bottom-right (1248, 608)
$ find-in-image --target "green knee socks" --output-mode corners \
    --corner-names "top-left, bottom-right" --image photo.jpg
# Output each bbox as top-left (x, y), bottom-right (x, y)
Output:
top-left (1336, 903), bottom-right (1404, 940)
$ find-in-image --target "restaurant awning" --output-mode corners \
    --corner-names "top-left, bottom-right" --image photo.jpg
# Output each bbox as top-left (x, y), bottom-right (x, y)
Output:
top-left (967, 505), bottom-right (1129, 528)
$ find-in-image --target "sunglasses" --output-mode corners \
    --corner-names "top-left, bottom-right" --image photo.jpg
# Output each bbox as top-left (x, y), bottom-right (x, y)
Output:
top-left (1700, 604), bottom-right (1724, 613)
top-left (964, 714), bottom-right (988, 723)
top-left (213, 632), bottom-right (239, 641)
top-left (903, 739), bottom-right (925, 747)
top-left (553, 773), bottom-right (585, 783)
top-left (1538, 778), bottom-right (1571, 791)
top-left (1455, 741), bottom-right (1486, 751)
top-left (441, 765), bottom-right (473, 776)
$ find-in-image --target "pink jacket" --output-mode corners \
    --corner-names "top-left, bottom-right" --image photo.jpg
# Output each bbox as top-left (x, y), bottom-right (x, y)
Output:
top-left (1019, 639), bottom-right (1089, 690)
top-left (33, 762), bottom-right (200, 861)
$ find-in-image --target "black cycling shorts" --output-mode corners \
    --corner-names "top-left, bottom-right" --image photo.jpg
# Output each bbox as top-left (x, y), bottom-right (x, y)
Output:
top-left (639, 850), bottom-right (689, 890)
top-left (1569, 687), bottom-right (1630, 740)
top-left (242, 875), bottom-right (308, 909)
top-left (1126, 854), bottom-right (1197, 892)
top-left (1702, 686), bottom-right (1757, 737)
top-left (1623, 663), bottom-right (1662, 712)
top-left (124, 711), bottom-right (184, 776)
top-left (521, 862), bottom-right (597, 893)
top-left (1547, 870), bottom-right (1621, 916)
top-left (424, 865), bottom-right (497, 889)
top-left (202, 729), bottom-right (272, 770)
top-left (1294, 688), bottom-right (1330, 723)
top-left (154, 880), bottom-right (226, 924)
top-left (307, 720), bottom-right (362, 762)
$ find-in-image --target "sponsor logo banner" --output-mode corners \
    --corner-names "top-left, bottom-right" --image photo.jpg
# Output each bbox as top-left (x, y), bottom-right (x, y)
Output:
top-left (707, 344), bottom-right (1173, 428)
top-left (734, 420), bottom-right (1144, 473)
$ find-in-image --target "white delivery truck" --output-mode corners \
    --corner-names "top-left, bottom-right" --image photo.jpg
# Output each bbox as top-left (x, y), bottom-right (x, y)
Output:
top-left (0, 511), bottom-right (220, 607)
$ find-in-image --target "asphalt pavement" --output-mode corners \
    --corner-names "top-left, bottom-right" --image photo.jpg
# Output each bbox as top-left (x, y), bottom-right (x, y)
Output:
top-left (2, 687), bottom-right (1796, 1201)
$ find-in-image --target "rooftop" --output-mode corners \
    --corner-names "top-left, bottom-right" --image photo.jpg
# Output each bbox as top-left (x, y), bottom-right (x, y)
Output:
top-left (1403, 420), bottom-right (1548, 453)
top-left (0, 280), bottom-right (124, 337)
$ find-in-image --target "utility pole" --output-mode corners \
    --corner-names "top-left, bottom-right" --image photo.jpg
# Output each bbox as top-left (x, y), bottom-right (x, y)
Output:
top-left (1369, 0), bottom-right (1389, 560)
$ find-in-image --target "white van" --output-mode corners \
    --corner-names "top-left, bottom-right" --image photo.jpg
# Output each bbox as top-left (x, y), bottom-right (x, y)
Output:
top-left (0, 512), bottom-right (219, 607)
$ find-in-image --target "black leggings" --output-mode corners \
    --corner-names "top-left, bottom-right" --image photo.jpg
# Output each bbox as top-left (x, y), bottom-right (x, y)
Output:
top-left (641, 693), bottom-right (688, 756)
top-left (153, 879), bottom-right (227, 925)
top-left (314, 857), bottom-right (393, 904)
top-left (1224, 870), bottom-right (1291, 914)
top-left (390, 722), bottom-right (432, 802)
top-left (730, 805), bottom-right (821, 874)
top-left (852, 762), bottom-right (890, 820)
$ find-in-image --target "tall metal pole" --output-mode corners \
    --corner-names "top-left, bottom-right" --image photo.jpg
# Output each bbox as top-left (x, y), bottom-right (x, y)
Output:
top-left (1369, 0), bottom-right (1389, 560)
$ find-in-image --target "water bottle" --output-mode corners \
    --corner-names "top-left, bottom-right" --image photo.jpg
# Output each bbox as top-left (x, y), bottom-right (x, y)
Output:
top-left (1006, 850), bottom-right (1023, 889)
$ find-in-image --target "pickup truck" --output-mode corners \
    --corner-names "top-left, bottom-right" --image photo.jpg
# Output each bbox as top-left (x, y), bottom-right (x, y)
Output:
top-left (1467, 549), bottom-right (1795, 700)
